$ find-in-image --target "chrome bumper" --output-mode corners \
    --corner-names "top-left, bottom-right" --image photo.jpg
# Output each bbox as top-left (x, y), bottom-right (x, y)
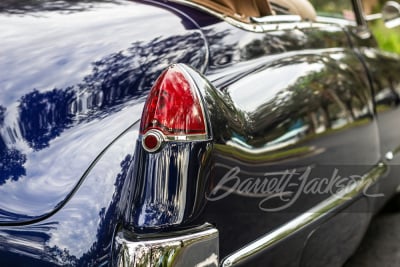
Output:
top-left (114, 224), bottom-right (219, 267)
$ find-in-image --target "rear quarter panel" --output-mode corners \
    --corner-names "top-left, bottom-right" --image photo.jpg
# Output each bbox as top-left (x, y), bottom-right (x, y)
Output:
top-left (0, 0), bottom-right (208, 265)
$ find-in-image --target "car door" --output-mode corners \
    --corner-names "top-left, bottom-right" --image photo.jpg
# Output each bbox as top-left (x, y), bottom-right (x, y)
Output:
top-left (171, 1), bottom-right (383, 266)
top-left (348, 7), bottom-right (400, 211)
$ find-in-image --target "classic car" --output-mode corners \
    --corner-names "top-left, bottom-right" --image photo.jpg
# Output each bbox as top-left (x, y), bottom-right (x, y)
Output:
top-left (1, 0), bottom-right (400, 266)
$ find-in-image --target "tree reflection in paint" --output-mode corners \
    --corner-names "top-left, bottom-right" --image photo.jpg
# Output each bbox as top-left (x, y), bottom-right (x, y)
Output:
top-left (1, 27), bottom-right (207, 185)
top-left (0, 106), bottom-right (27, 185)
top-left (0, 0), bottom-right (122, 14)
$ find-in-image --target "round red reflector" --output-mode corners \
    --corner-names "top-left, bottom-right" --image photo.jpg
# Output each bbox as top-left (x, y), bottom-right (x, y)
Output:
top-left (142, 131), bottom-right (163, 152)
top-left (144, 135), bottom-right (158, 149)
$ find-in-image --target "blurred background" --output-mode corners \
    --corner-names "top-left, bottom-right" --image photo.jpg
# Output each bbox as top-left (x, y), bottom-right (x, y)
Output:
top-left (364, 0), bottom-right (400, 54)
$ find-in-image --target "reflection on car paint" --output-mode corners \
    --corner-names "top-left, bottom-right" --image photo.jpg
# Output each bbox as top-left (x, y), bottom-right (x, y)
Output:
top-left (0, 0), bottom-right (208, 223)
top-left (1, 0), bottom-right (400, 266)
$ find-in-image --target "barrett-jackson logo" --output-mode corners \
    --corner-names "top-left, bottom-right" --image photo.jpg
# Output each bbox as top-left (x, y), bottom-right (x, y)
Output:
top-left (206, 166), bottom-right (383, 212)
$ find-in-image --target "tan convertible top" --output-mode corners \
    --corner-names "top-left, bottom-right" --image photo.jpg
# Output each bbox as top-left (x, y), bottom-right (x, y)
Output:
top-left (179, 0), bottom-right (316, 23)
top-left (188, 0), bottom-right (273, 21)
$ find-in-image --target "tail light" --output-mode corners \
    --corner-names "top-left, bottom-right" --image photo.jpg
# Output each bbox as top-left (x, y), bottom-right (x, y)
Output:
top-left (140, 64), bottom-right (208, 152)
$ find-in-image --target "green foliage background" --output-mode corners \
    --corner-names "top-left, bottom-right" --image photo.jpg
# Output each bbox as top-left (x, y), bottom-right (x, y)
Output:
top-left (310, 0), bottom-right (400, 54)
top-left (369, 1), bottom-right (400, 54)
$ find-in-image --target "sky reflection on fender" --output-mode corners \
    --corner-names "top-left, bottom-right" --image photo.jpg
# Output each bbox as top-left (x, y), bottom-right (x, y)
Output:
top-left (0, 0), bottom-right (208, 221)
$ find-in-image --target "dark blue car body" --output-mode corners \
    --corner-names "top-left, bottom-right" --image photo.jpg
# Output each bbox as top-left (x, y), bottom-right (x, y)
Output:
top-left (1, 0), bottom-right (400, 266)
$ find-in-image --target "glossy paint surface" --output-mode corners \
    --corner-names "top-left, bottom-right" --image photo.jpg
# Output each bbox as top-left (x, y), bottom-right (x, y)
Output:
top-left (0, 0), bottom-right (207, 223)
top-left (123, 8), bottom-right (384, 264)
top-left (0, 0), bottom-right (211, 265)
top-left (177, 17), bottom-right (380, 262)
top-left (351, 31), bottom-right (400, 210)
top-left (1, 0), bottom-right (400, 266)
top-left (0, 123), bottom-right (138, 266)
top-left (129, 64), bottom-right (215, 230)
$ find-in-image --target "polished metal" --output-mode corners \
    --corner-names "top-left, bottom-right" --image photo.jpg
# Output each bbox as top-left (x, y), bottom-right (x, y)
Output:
top-left (114, 224), bottom-right (219, 267)
top-left (253, 15), bottom-right (355, 27)
top-left (385, 151), bottom-right (394, 161)
top-left (140, 130), bottom-right (209, 148)
top-left (365, 13), bottom-right (383, 21)
top-left (221, 163), bottom-right (388, 267)
top-left (382, 1), bottom-right (400, 28)
top-left (0, 0), bottom-right (399, 265)
top-left (132, 62), bottom-right (215, 228)
top-left (250, 14), bottom-right (302, 23)
top-left (142, 130), bottom-right (164, 153)
top-left (164, 134), bottom-right (209, 142)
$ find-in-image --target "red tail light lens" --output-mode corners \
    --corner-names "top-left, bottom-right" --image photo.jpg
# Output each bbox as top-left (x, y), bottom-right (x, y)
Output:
top-left (140, 65), bottom-right (207, 137)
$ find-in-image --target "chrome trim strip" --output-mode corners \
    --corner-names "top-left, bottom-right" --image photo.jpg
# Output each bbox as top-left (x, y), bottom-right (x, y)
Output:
top-left (221, 162), bottom-right (387, 267)
top-left (114, 224), bottom-right (219, 267)
top-left (365, 13), bottom-right (383, 21)
top-left (139, 130), bottom-right (210, 144)
top-left (140, 129), bottom-right (208, 147)
top-left (250, 14), bottom-right (302, 23)
top-left (315, 16), bottom-right (356, 26)
top-left (164, 134), bottom-right (209, 141)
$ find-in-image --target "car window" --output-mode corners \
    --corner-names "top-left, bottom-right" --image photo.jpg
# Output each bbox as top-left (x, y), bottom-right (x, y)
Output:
top-left (309, 0), bottom-right (355, 20)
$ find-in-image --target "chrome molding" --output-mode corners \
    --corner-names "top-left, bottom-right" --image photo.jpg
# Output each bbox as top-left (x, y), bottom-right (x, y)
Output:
top-left (164, 134), bottom-right (209, 142)
top-left (141, 129), bottom-right (208, 151)
top-left (114, 224), bottom-right (219, 267)
top-left (221, 162), bottom-right (387, 267)
top-left (365, 13), bottom-right (383, 21)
